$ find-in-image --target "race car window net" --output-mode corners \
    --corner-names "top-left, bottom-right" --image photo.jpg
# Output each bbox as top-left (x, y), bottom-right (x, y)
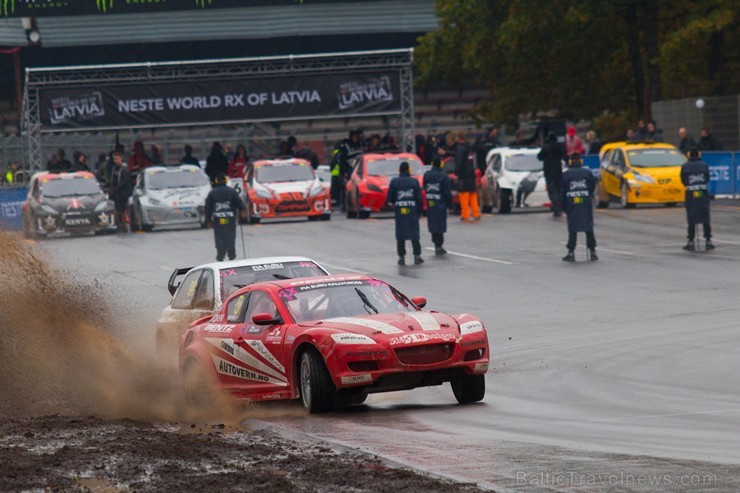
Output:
top-left (40, 177), bottom-right (103, 198)
top-left (220, 262), bottom-right (326, 299)
top-left (226, 293), bottom-right (250, 323)
top-left (367, 158), bottom-right (422, 177)
top-left (256, 165), bottom-right (315, 183)
top-left (627, 149), bottom-right (685, 167)
top-left (147, 169), bottom-right (208, 190)
top-left (506, 155), bottom-right (542, 172)
top-left (279, 280), bottom-right (414, 323)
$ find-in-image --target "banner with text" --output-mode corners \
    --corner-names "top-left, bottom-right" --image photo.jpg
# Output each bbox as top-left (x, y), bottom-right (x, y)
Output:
top-left (38, 72), bottom-right (401, 129)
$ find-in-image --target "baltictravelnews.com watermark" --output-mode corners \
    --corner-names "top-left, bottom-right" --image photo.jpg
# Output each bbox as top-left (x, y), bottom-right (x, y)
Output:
top-left (516, 471), bottom-right (718, 488)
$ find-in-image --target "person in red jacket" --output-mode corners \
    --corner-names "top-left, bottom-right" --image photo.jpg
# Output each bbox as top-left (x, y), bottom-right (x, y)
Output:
top-left (228, 144), bottom-right (249, 179)
top-left (565, 127), bottom-right (584, 157)
top-left (127, 140), bottom-right (151, 184)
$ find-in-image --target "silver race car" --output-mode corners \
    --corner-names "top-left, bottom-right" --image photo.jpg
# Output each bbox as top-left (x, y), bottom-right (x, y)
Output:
top-left (129, 164), bottom-right (210, 231)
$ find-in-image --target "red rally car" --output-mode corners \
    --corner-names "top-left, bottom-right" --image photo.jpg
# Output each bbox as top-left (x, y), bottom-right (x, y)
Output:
top-left (179, 274), bottom-right (490, 413)
top-left (345, 152), bottom-right (425, 219)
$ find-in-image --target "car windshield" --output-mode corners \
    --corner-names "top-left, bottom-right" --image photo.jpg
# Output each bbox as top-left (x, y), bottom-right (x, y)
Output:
top-left (279, 279), bottom-right (414, 323)
top-left (506, 155), bottom-right (542, 172)
top-left (147, 168), bottom-right (208, 189)
top-left (256, 164), bottom-right (315, 183)
top-left (367, 158), bottom-right (421, 177)
top-left (41, 176), bottom-right (102, 197)
top-left (220, 261), bottom-right (326, 299)
top-left (627, 149), bottom-right (686, 167)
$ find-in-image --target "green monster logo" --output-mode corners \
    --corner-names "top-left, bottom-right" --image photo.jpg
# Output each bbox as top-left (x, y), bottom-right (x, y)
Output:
top-left (2, 0), bottom-right (15, 17)
top-left (195, 0), bottom-right (213, 7)
top-left (96, 0), bottom-right (114, 12)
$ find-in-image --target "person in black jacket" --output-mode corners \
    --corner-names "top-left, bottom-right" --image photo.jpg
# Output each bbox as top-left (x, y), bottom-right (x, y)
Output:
top-left (205, 173), bottom-right (246, 261)
top-left (560, 153), bottom-right (597, 262)
top-left (538, 134), bottom-right (565, 217)
top-left (109, 151), bottom-right (133, 233)
top-left (424, 156), bottom-right (453, 255)
top-left (454, 131), bottom-right (480, 222)
top-left (680, 148), bottom-right (714, 251)
top-left (697, 129), bottom-right (721, 151)
top-left (387, 161), bottom-right (424, 265)
top-left (205, 142), bottom-right (229, 185)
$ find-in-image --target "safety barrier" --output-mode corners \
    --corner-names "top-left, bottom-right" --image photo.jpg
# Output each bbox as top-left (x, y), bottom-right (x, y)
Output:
top-left (0, 186), bottom-right (26, 230)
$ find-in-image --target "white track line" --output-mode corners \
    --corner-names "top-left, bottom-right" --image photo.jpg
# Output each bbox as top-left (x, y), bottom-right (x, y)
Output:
top-left (424, 247), bottom-right (514, 265)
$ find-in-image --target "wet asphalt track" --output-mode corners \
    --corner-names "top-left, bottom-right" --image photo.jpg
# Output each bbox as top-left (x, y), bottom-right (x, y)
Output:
top-left (37, 201), bottom-right (740, 491)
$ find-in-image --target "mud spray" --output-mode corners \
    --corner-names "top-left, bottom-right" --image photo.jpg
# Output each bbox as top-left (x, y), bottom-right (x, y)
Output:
top-left (0, 231), bottom-right (300, 424)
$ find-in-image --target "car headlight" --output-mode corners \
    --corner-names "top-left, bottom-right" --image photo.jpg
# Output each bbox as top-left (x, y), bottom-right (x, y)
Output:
top-left (94, 201), bottom-right (110, 212)
top-left (632, 174), bottom-right (654, 184)
top-left (367, 184), bottom-right (383, 193)
top-left (147, 197), bottom-right (161, 206)
top-left (41, 204), bottom-right (58, 215)
top-left (308, 185), bottom-right (323, 197)
top-left (255, 189), bottom-right (272, 199)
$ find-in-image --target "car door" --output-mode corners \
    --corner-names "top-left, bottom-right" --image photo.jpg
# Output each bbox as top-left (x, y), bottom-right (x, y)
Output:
top-left (229, 290), bottom-right (290, 395)
top-left (348, 157), bottom-right (363, 202)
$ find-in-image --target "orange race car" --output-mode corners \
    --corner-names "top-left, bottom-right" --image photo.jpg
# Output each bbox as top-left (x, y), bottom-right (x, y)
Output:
top-left (242, 158), bottom-right (331, 224)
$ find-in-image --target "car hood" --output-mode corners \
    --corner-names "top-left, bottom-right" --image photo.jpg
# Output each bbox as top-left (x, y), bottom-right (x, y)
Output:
top-left (260, 180), bottom-right (316, 196)
top-left (40, 194), bottom-right (108, 212)
top-left (301, 312), bottom-right (483, 345)
top-left (146, 186), bottom-right (209, 206)
top-left (629, 166), bottom-right (682, 179)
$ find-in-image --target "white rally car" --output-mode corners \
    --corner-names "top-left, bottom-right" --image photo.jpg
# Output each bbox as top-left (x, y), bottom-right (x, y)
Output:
top-left (481, 147), bottom-right (551, 213)
top-left (129, 165), bottom-right (211, 231)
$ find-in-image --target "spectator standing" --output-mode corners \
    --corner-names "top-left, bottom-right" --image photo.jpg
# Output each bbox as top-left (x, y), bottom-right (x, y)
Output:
top-left (387, 161), bottom-right (424, 265)
top-left (424, 156), bottom-right (453, 255)
top-left (205, 142), bottom-right (229, 185)
top-left (560, 153), bottom-right (597, 262)
top-left (127, 141), bottom-right (151, 183)
top-left (633, 120), bottom-right (648, 140)
top-left (294, 140), bottom-right (320, 170)
top-left (48, 149), bottom-right (71, 173)
top-left (584, 131), bottom-right (602, 155)
top-left (678, 128), bottom-right (696, 154)
top-left (180, 145), bottom-right (200, 165)
top-left (697, 129), bottom-right (721, 151)
top-left (205, 173), bottom-right (246, 261)
top-left (109, 151), bottom-right (133, 233)
top-left (680, 148), bottom-right (714, 251)
top-left (565, 127), bottom-right (585, 157)
top-left (454, 131), bottom-right (480, 222)
top-left (94, 153), bottom-right (108, 183)
top-left (2, 161), bottom-right (20, 184)
top-left (626, 128), bottom-right (635, 141)
top-left (71, 151), bottom-right (90, 172)
top-left (150, 144), bottom-right (163, 165)
top-left (538, 134), bottom-right (565, 217)
top-left (228, 144), bottom-right (249, 179)
top-left (646, 121), bottom-right (663, 142)
top-left (105, 143), bottom-right (125, 185)
top-left (474, 127), bottom-right (501, 172)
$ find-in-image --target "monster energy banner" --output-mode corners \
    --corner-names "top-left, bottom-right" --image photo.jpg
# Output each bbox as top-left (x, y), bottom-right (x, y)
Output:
top-left (38, 72), bottom-right (401, 129)
top-left (1, 0), bottom-right (357, 17)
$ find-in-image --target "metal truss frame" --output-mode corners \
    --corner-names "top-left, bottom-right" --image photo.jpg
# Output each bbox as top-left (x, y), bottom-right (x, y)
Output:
top-left (22, 49), bottom-right (415, 170)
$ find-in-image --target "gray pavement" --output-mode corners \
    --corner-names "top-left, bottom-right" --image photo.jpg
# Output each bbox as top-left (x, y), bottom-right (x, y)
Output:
top-left (33, 202), bottom-right (740, 491)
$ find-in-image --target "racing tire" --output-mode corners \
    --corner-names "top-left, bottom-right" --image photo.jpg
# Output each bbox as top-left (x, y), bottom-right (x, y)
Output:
top-left (451, 371), bottom-right (485, 404)
top-left (142, 223), bottom-right (154, 232)
top-left (665, 202), bottom-right (677, 207)
top-left (183, 360), bottom-right (214, 410)
top-left (620, 183), bottom-right (635, 209)
top-left (128, 206), bottom-right (140, 232)
top-left (596, 200), bottom-right (610, 209)
top-left (481, 204), bottom-right (493, 214)
top-left (320, 214), bottom-right (331, 221)
top-left (307, 215), bottom-right (320, 222)
top-left (498, 189), bottom-right (512, 214)
top-left (249, 216), bottom-right (261, 225)
top-left (345, 193), bottom-right (358, 219)
top-left (358, 209), bottom-right (370, 220)
top-left (336, 392), bottom-right (368, 409)
top-left (299, 349), bottom-right (335, 414)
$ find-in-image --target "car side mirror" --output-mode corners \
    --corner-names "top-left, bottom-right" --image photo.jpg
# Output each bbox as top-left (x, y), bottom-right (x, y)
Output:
top-left (412, 297), bottom-right (427, 309)
top-left (252, 312), bottom-right (281, 325)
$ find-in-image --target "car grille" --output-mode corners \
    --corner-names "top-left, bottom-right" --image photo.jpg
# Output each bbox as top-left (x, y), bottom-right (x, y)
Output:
top-left (395, 343), bottom-right (454, 365)
top-left (275, 200), bottom-right (310, 213)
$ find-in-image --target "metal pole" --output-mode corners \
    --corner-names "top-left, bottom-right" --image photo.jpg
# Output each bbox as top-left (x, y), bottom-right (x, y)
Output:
top-left (239, 220), bottom-right (247, 259)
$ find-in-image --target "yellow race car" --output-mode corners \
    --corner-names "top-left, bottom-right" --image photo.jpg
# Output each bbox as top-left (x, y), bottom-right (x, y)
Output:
top-left (596, 142), bottom-right (686, 208)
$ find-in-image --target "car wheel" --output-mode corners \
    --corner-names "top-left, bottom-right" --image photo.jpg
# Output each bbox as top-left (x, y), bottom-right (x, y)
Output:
top-left (665, 202), bottom-right (677, 207)
top-left (299, 349), bottom-right (335, 414)
top-left (320, 213), bottom-right (331, 221)
top-left (596, 181), bottom-right (610, 208)
top-left (451, 371), bottom-right (485, 404)
top-left (307, 215), bottom-right (319, 222)
top-left (498, 189), bottom-right (512, 214)
top-left (358, 208), bottom-right (370, 220)
top-left (620, 183), bottom-right (635, 209)
top-left (345, 193), bottom-right (357, 219)
top-left (336, 392), bottom-right (367, 409)
top-left (129, 205), bottom-right (140, 232)
top-left (183, 360), bottom-right (213, 410)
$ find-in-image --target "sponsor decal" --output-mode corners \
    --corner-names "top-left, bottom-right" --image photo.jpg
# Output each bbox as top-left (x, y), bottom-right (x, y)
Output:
top-left (207, 339), bottom-right (286, 381)
top-left (252, 263), bottom-right (284, 271)
top-left (328, 317), bottom-right (403, 335)
top-left (247, 326), bottom-right (262, 334)
top-left (244, 340), bottom-right (286, 373)
top-left (212, 354), bottom-right (274, 384)
top-left (48, 92), bottom-right (104, 125)
top-left (204, 324), bottom-right (234, 333)
top-left (340, 374), bottom-right (373, 385)
top-left (67, 198), bottom-right (84, 210)
top-left (474, 362), bottom-right (489, 373)
top-left (406, 312), bottom-right (440, 331)
top-left (460, 321), bottom-right (484, 335)
top-left (296, 280), bottom-right (364, 292)
top-left (211, 313), bottom-right (224, 323)
top-left (338, 76), bottom-right (393, 111)
top-left (262, 393), bottom-right (283, 400)
top-left (345, 350), bottom-right (388, 358)
top-left (461, 338), bottom-right (486, 347)
top-left (331, 333), bottom-right (377, 345)
top-left (220, 340), bottom-right (235, 356)
top-left (286, 335), bottom-right (296, 343)
top-left (389, 333), bottom-right (458, 345)
top-left (266, 327), bottom-right (282, 342)
top-left (64, 217), bottom-right (91, 226)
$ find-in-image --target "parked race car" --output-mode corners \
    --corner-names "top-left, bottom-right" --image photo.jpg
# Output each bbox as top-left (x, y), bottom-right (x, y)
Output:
top-left (481, 147), bottom-right (551, 213)
top-left (242, 158), bottom-right (331, 223)
top-left (22, 171), bottom-right (116, 239)
top-left (345, 152), bottom-right (425, 219)
top-left (129, 165), bottom-right (210, 231)
top-left (596, 142), bottom-right (686, 208)
top-left (179, 274), bottom-right (490, 413)
top-left (157, 257), bottom-right (329, 357)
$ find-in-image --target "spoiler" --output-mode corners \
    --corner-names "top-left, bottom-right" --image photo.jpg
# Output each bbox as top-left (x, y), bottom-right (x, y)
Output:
top-left (167, 267), bottom-right (195, 296)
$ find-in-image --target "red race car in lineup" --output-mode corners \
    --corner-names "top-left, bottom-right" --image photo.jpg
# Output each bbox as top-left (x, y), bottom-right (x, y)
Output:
top-left (344, 152), bottom-right (426, 219)
top-left (179, 274), bottom-right (489, 413)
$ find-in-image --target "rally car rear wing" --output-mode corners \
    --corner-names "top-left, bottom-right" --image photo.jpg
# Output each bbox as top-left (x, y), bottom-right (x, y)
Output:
top-left (167, 267), bottom-right (194, 296)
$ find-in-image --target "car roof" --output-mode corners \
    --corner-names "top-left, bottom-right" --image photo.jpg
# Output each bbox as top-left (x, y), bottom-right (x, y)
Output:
top-left (599, 141), bottom-right (678, 158)
top-left (145, 164), bottom-right (202, 173)
top-left (195, 256), bottom-right (326, 272)
top-left (363, 152), bottom-right (421, 161)
top-left (490, 146), bottom-right (541, 157)
top-left (32, 171), bottom-right (97, 181)
top-left (253, 158), bottom-right (311, 167)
